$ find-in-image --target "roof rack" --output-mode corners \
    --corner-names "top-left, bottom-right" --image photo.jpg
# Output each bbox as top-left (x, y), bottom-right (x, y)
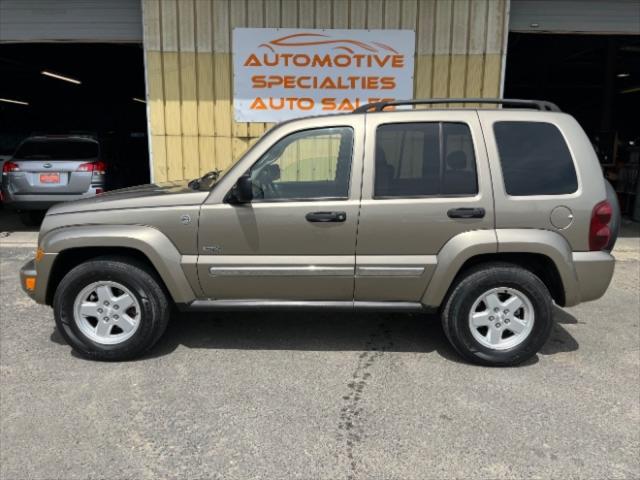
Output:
top-left (353, 98), bottom-right (561, 113)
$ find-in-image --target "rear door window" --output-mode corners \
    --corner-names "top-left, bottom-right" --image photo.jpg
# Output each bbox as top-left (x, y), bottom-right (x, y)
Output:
top-left (374, 122), bottom-right (478, 197)
top-left (14, 140), bottom-right (99, 160)
top-left (493, 122), bottom-right (578, 196)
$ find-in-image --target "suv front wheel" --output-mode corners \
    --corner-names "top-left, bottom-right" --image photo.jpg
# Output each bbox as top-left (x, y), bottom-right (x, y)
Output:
top-left (53, 257), bottom-right (170, 360)
top-left (441, 263), bottom-right (553, 366)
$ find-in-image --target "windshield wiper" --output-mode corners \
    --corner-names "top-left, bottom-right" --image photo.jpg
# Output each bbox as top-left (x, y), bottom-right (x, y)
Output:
top-left (188, 169), bottom-right (222, 190)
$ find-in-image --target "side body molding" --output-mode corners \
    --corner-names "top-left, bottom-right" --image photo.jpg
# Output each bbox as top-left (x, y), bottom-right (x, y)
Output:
top-left (496, 229), bottom-right (580, 306)
top-left (422, 229), bottom-right (498, 307)
top-left (40, 225), bottom-right (198, 304)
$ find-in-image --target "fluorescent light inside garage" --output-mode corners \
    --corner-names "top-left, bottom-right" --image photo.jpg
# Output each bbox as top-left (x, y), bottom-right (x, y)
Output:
top-left (0, 97), bottom-right (29, 106)
top-left (41, 70), bottom-right (81, 84)
top-left (132, 97), bottom-right (146, 104)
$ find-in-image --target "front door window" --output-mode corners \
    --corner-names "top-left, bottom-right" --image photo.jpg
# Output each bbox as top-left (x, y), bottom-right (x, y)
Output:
top-left (248, 127), bottom-right (354, 201)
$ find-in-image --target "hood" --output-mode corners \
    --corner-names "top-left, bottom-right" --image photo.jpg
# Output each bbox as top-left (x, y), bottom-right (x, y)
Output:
top-left (47, 182), bottom-right (209, 215)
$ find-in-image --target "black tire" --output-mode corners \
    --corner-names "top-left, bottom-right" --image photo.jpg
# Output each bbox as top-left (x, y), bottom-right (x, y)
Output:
top-left (53, 256), bottom-right (170, 361)
top-left (19, 210), bottom-right (45, 226)
top-left (441, 263), bottom-right (553, 367)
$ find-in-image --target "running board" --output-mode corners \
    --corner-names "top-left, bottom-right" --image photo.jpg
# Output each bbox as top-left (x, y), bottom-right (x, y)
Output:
top-left (179, 300), bottom-right (429, 313)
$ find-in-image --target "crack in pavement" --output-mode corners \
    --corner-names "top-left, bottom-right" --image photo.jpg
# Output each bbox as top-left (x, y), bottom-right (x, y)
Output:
top-left (337, 321), bottom-right (394, 480)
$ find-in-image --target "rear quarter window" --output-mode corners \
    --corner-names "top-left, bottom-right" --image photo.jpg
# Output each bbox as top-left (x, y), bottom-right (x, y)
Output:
top-left (493, 121), bottom-right (578, 196)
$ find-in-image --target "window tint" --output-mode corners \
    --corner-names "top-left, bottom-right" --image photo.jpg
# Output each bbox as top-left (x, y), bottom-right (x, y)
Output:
top-left (249, 127), bottom-right (353, 201)
top-left (374, 122), bottom-right (477, 197)
top-left (493, 122), bottom-right (578, 196)
top-left (14, 140), bottom-right (99, 160)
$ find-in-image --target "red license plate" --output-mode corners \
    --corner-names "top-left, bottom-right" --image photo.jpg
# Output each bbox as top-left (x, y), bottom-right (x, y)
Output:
top-left (40, 173), bottom-right (60, 183)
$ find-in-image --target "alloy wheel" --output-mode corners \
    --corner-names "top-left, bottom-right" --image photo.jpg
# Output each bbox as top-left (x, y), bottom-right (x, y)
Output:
top-left (73, 281), bottom-right (141, 345)
top-left (468, 287), bottom-right (535, 351)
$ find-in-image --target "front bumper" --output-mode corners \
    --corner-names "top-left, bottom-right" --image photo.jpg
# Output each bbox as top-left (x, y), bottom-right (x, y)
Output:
top-left (20, 258), bottom-right (37, 299)
top-left (572, 251), bottom-right (615, 304)
top-left (19, 252), bottom-right (57, 304)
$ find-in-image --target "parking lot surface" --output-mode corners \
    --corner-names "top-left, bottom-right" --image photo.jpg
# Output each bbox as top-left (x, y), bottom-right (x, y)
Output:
top-left (1, 220), bottom-right (639, 479)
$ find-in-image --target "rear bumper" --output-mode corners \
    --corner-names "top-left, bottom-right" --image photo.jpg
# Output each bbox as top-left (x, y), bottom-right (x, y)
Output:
top-left (1, 189), bottom-right (102, 210)
top-left (571, 251), bottom-right (615, 305)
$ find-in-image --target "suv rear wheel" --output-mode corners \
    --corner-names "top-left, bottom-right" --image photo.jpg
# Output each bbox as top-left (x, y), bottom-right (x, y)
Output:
top-left (53, 257), bottom-right (170, 360)
top-left (441, 263), bottom-right (553, 366)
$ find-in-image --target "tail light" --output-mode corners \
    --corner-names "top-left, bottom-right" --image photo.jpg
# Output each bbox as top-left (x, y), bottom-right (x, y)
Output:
top-left (77, 161), bottom-right (106, 174)
top-left (589, 200), bottom-right (612, 251)
top-left (2, 161), bottom-right (20, 173)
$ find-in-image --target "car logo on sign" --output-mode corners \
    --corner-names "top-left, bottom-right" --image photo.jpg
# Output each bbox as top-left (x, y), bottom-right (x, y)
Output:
top-left (43, 163), bottom-right (52, 168)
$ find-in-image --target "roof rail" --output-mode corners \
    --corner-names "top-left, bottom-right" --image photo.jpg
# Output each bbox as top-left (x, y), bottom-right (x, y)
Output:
top-left (353, 98), bottom-right (561, 113)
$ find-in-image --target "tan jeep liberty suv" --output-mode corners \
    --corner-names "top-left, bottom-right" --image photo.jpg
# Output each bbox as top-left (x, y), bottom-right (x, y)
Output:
top-left (20, 99), bottom-right (618, 366)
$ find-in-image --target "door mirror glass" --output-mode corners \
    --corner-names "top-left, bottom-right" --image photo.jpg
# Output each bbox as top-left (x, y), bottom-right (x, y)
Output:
top-left (230, 174), bottom-right (254, 203)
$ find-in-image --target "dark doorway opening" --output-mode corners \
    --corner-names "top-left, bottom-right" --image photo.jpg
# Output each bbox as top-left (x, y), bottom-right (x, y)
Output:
top-left (504, 33), bottom-right (640, 217)
top-left (0, 43), bottom-right (150, 190)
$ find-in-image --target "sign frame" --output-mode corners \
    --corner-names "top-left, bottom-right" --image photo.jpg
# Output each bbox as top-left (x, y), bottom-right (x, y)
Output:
top-left (232, 28), bottom-right (416, 122)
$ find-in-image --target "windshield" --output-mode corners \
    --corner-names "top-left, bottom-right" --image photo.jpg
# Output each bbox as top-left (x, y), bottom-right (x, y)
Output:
top-left (14, 140), bottom-right (99, 160)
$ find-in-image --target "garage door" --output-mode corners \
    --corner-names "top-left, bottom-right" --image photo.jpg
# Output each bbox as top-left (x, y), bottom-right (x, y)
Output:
top-left (0, 0), bottom-right (142, 43)
top-left (510, 0), bottom-right (640, 34)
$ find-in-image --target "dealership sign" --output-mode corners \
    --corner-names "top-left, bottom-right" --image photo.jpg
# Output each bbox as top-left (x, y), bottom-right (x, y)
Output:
top-left (232, 28), bottom-right (415, 122)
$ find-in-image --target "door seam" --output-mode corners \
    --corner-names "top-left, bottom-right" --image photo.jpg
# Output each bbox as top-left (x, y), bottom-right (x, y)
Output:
top-left (475, 110), bottom-right (498, 235)
top-left (352, 114), bottom-right (368, 301)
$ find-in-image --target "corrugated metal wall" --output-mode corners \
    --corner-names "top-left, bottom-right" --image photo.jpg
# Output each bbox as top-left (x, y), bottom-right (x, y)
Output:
top-left (142, 0), bottom-right (509, 182)
top-left (0, 0), bottom-right (142, 43)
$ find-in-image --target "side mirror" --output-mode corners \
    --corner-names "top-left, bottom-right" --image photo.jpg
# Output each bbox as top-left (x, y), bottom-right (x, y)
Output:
top-left (230, 174), bottom-right (253, 204)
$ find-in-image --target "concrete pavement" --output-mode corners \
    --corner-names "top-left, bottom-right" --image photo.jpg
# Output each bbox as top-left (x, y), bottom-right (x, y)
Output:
top-left (0, 215), bottom-right (638, 479)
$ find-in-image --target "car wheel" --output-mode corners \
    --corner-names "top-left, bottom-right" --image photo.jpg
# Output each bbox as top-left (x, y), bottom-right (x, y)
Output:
top-left (441, 263), bottom-right (553, 367)
top-left (53, 256), bottom-right (170, 361)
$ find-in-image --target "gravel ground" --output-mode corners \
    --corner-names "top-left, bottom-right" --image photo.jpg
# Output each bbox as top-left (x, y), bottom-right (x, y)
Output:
top-left (0, 223), bottom-right (638, 479)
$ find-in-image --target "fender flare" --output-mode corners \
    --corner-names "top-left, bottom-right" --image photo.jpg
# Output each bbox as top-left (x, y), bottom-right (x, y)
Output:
top-left (421, 228), bottom-right (579, 308)
top-left (496, 229), bottom-right (579, 306)
top-left (40, 225), bottom-right (197, 304)
top-left (421, 230), bottom-right (498, 307)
